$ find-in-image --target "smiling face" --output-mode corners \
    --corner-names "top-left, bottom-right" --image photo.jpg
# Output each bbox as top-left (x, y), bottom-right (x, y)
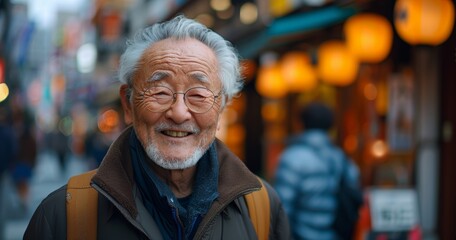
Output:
top-left (120, 38), bottom-right (223, 170)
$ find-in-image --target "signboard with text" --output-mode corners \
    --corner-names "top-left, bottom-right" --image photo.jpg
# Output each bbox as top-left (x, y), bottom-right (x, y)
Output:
top-left (369, 188), bottom-right (420, 232)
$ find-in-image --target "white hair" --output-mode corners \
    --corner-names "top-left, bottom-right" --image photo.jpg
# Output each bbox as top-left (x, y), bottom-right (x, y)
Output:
top-left (118, 15), bottom-right (243, 102)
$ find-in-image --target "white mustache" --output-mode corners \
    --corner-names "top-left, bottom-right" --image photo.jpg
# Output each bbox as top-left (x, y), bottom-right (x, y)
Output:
top-left (154, 122), bottom-right (200, 134)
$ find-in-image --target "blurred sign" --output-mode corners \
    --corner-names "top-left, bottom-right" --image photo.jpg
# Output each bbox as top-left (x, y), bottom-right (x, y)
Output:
top-left (387, 69), bottom-right (414, 151)
top-left (369, 188), bottom-right (419, 232)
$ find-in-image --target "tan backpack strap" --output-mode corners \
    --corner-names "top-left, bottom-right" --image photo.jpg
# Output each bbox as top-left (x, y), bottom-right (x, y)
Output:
top-left (66, 169), bottom-right (98, 240)
top-left (245, 177), bottom-right (270, 240)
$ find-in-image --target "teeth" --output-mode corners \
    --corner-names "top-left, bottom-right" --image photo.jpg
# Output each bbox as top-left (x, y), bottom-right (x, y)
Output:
top-left (163, 130), bottom-right (190, 137)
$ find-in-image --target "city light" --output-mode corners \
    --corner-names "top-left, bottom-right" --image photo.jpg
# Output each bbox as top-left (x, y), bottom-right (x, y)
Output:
top-left (0, 82), bottom-right (9, 102)
top-left (240, 2), bottom-right (258, 25)
top-left (77, 43), bottom-right (97, 73)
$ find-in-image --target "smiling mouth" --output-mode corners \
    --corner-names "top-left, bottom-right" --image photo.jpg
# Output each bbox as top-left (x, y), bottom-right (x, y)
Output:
top-left (162, 130), bottom-right (192, 137)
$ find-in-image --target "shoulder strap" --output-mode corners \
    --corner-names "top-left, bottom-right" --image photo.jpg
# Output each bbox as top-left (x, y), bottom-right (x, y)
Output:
top-left (337, 152), bottom-right (350, 184)
top-left (66, 169), bottom-right (98, 240)
top-left (244, 177), bottom-right (270, 240)
top-left (66, 170), bottom-right (270, 240)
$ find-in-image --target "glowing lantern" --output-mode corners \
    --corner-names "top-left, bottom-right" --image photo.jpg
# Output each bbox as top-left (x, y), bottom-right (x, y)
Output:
top-left (269, 0), bottom-right (292, 17)
top-left (317, 40), bottom-right (359, 86)
top-left (98, 108), bottom-right (119, 133)
top-left (344, 13), bottom-right (393, 63)
top-left (394, 0), bottom-right (455, 45)
top-left (256, 63), bottom-right (287, 98)
top-left (280, 52), bottom-right (318, 92)
top-left (0, 83), bottom-right (9, 102)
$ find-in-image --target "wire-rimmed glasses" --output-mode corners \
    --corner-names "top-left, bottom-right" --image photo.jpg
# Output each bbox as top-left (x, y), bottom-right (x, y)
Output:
top-left (137, 85), bottom-right (221, 113)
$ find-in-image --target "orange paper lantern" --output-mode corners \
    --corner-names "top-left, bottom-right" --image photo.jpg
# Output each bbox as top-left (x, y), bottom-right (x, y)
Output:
top-left (256, 63), bottom-right (288, 98)
top-left (0, 83), bottom-right (9, 103)
top-left (317, 40), bottom-right (359, 86)
top-left (344, 13), bottom-right (393, 63)
top-left (269, 0), bottom-right (292, 17)
top-left (280, 52), bottom-right (317, 92)
top-left (394, 0), bottom-right (455, 45)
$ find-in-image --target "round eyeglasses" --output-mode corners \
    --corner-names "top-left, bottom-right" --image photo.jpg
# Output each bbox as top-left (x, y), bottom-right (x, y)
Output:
top-left (137, 86), bottom-right (221, 113)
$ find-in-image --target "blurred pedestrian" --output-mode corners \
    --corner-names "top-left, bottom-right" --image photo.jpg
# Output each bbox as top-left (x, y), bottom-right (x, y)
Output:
top-left (0, 106), bottom-right (17, 191)
top-left (24, 15), bottom-right (290, 240)
top-left (0, 105), bottom-right (18, 238)
top-left (84, 129), bottom-right (110, 167)
top-left (10, 122), bottom-right (37, 204)
top-left (274, 102), bottom-right (362, 240)
top-left (48, 128), bottom-right (69, 171)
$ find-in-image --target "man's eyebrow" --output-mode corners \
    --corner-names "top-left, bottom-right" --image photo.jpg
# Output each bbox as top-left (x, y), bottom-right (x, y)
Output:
top-left (189, 72), bottom-right (209, 83)
top-left (147, 71), bottom-right (169, 82)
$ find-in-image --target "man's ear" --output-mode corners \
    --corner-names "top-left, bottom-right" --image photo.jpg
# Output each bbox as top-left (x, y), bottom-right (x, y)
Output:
top-left (119, 84), bottom-right (133, 125)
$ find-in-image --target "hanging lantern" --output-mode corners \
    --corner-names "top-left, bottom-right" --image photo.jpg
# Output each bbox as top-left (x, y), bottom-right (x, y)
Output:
top-left (280, 52), bottom-right (318, 92)
top-left (0, 83), bottom-right (9, 103)
top-left (256, 63), bottom-right (288, 98)
top-left (344, 13), bottom-right (393, 63)
top-left (317, 40), bottom-right (359, 86)
top-left (269, 0), bottom-right (292, 17)
top-left (394, 0), bottom-right (455, 45)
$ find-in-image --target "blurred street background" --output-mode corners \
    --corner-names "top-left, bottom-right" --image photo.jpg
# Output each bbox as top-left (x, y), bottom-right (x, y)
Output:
top-left (1, 151), bottom-right (90, 240)
top-left (1, 0), bottom-right (456, 239)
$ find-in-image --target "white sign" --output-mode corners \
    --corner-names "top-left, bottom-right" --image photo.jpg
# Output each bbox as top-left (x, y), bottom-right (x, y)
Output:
top-left (369, 188), bottom-right (419, 231)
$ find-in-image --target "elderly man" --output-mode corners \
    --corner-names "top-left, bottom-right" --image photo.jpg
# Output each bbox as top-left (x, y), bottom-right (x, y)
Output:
top-left (24, 15), bottom-right (290, 240)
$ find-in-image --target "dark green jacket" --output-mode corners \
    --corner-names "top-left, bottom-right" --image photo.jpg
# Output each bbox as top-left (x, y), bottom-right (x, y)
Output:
top-left (24, 127), bottom-right (291, 239)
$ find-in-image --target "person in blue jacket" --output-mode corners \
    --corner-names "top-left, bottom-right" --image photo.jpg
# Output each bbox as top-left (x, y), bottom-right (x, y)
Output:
top-left (274, 102), bottom-right (361, 240)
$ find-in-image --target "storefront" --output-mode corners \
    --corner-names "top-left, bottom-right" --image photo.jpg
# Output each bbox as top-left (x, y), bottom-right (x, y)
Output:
top-left (166, 0), bottom-right (456, 239)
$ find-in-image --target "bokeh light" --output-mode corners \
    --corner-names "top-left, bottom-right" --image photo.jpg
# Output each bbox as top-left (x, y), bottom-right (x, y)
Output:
top-left (0, 83), bottom-right (9, 102)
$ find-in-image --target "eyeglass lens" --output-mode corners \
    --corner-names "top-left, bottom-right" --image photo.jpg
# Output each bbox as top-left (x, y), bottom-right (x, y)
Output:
top-left (140, 86), bottom-right (217, 113)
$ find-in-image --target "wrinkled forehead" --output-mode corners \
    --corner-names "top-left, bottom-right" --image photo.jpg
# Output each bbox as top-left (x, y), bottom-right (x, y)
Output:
top-left (144, 38), bottom-right (216, 61)
top-left (131, 38), bottom-right (220, 85)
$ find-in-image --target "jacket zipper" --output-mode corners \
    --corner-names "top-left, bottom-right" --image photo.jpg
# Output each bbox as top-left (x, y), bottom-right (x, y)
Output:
top-left (93, 179), bottom-right (263, 239)
top-left (169, 202), bottom-right (184, 240)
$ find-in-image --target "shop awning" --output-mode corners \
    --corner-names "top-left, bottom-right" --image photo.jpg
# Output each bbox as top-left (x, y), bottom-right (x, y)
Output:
top-left (235, 5), bottom-right (358, 59)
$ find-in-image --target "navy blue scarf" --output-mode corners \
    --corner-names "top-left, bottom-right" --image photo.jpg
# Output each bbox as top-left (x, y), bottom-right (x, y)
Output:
top-left (129, 130), bottom-right (219, 240)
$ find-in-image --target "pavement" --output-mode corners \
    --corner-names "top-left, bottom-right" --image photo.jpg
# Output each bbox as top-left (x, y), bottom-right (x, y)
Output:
top-left (1, 151), bottom-right (91, 240)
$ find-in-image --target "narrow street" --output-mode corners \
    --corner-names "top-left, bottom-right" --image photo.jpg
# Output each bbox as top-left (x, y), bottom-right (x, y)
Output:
top-left (1, 151), bottom-right (92, 240)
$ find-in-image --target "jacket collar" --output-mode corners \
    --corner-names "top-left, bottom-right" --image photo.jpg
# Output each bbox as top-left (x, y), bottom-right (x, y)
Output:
top-left (91, 126), bottom-right (261, 219)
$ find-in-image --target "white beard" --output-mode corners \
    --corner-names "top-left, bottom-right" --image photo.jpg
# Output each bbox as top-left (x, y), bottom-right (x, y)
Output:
top-left (141, 122), bottom-right (212, 169)
top-left (145, 143), bottom-right (206, 170)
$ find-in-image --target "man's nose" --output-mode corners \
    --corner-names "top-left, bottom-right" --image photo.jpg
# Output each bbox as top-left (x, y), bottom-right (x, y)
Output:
top-left (166, 93), bottom-right (191, 123)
